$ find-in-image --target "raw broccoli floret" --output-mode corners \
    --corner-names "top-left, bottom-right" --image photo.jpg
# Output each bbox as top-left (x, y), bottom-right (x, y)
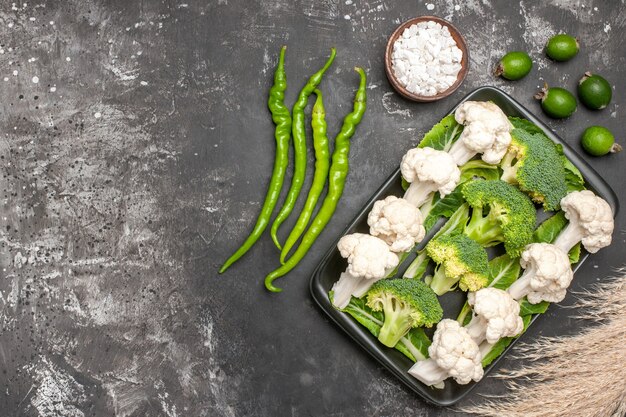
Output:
top-left (426, 233), bottom-right (489, 295)
top-left (500, 128), bottom-right (567, 211)
top-left (462, 179), bottom-right (536, 257)
top-left (366, 279), bottom-right (443, 347)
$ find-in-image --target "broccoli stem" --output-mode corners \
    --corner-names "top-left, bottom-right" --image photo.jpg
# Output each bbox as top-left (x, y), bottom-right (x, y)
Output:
top-left (403, 251), bottom-right (429, 279)
top-left (464, 206), bottom-right (504, 246)
top-left (429, 266), bottom-right (459, 296)
top-left (404, 182), bottom-right (436, 207)
top-left (553, 222), bottom-right (583, 254)
top-left (448, 139), bottom-right (476, 166)
top-left (378, 303), bottom-right (414, 347)
top-left (408, 358), bottom-right (448, 387)
top-left (500, 152), bottom-right (517, 183)
top-left (507, 268), bottom-right (533, 301)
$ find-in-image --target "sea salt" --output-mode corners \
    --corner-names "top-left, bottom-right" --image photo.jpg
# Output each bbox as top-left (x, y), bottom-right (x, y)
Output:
top-left (391, 21), bottom-right (463, 96)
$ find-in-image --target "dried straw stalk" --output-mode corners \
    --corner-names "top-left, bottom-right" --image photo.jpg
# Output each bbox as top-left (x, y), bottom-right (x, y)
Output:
top-left (459, 270), bottom-right (626, 417)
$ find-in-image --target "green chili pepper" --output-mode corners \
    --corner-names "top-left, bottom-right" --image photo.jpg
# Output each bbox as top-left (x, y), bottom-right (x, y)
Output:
top-left (265, 67), bottom-right (367, 292)
top-left (270, 48), bottom-right (337, 250)
top-left (279, 89), bottom-right (330, 264)
top-left (219, 46), bottom-right (291, 273)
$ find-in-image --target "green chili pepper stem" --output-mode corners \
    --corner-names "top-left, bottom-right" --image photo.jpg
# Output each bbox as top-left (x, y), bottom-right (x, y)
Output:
top-left (279, 89), bottom-right (330, 264)
top-left (265, 67), bottom-right (367, 292)
top-left (219, 46), bottom-right (291, 273)
top-left (270, 48), bottom-right (337, 250)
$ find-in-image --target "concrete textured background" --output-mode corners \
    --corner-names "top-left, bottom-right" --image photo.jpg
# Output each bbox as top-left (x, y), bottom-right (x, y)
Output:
top-left (0, 0), bottom-right (624, 416)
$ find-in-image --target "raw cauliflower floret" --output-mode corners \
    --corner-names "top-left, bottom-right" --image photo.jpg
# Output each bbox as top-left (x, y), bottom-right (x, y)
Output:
top-left (466, 288), bottom-right (524, 344)
top-left (400, 147), bottom-right (461, 207)
top-left (337, 233), bottom-right (399, 279)
top-left (508, 243), bottom-right (574, 304)
top-left (428, 319), bottom-right (484, 385)
top-left (331, 234), bottom-right (400, 310)
top-left (367, 196), bottom-right (426, 252)
top-left (449, 101), bottom-right (513, 165)
top-left (408, 319), bottom-right (483, 386)
top-left (554, 190), bottom-right (614, 254)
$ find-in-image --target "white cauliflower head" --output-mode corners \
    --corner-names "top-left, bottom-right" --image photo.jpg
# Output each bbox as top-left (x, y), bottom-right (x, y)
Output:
top-left (428, 319), bottom-right (484, 385)
top-left (337, 233), bottom-right (399, 280)
top-left (451, 101), bottom-right (513, 165)
top-left (367, 196), bottom-right (426, 252)
top-left (400, 147), bottom-right (461, 207)
top-left (515, 243), bottom-right (574, 304)
top-left (558, 190), bottom-right (614, 253)
top-left (467, 288), bottom-right (524, 344)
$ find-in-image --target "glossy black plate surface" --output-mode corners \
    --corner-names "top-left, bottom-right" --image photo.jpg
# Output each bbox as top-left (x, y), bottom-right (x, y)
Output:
top-left (309, 86), bottom-right (619, 406)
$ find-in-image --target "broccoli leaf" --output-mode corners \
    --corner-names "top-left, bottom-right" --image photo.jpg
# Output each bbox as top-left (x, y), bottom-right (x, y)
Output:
top-left (457, 302), bottom-right (473, 326)
top-left (417, 114), bottom-right (463, 151)
top-left (481, 315), bottom-right (532, 367)
top-left (508, 117), bottom-right (545, 135)
top-left (518, 299), bottom-right (550, 315)
top-left (487, 254), bottom-right (521, 290)
top-left (423, 188), bottom-right (465, 232)
top-left (460, 160), bottom-right (501, 183)
top-left (569, 242), bottom-right (581, 264)
top-left (403, 250), bottom-right (430, 279)
top-left (533, 212), bottom-right (582, 264)
top-left (341, 294), bottom-right (384, 336)
top-left (432, 203), bottom-right (470, 239)
top-left (533, 212), bottom-right (568, 243)
top-left (396, 328), bottom-right (431, 362)
top-left (553, 144), bottom-right (586, 192)
top-left (341, 295), bottom-right (430, 362)
top-left (561, 156), bottom-right (586, 192)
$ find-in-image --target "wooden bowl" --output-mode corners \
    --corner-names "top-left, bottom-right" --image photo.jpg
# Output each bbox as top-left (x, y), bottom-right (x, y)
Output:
top-left (384, 16), bottom-right (469, 102)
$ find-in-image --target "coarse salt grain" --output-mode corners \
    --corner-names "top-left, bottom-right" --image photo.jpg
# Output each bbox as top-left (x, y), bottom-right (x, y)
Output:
top-left (391, 21), bottom-right (463, 96)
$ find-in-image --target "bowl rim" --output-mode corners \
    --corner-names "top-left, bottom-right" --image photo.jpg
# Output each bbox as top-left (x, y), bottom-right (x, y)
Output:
top-left (384, 15), bottom-right (470, 102)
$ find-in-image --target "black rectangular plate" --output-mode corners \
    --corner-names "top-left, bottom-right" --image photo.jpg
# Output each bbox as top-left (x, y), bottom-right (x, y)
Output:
top-left (309, 86), bottom-right (619, 406)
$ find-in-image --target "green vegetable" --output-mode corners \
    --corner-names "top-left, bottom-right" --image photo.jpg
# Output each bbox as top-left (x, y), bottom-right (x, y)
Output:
top-left (481, 314), bottom-right (532, 367)
top-left (366, 279), bottom-right (443, 347)
top-left (422, 189), bottom-right (464, 232)
top-left (459, 160), bottom-right (501, 183)
top-left (545, 34), bottom-right (579, 61)
top-left (220, 46), bottom-right (292, 273)
top-left (340, 295), bottom-right (431, 361)
top-left (265, 67), bottom-right (367, 292)
top-left (533, 212), bottom-right (582, 263)
top-left (457, 253), bottom-right (521, 325)
top-left (581, 126), bottom-right (621, 156)
top-left (270, 48), bottom-right (336, 249)
top-left (533, 211), bottom-right (567, 243)
top-left (280, 89), bottom-right (330, 263)
top-left (462, 179), bottom-right (536, 257)
top-left (508, 116), bottom-right (545, 135)
top-left (578, 72), bottom-right (612, 110)
top-left (403, 250), bottom-right (430, 280)
top-left (494, 51), bottom-right (533, 80)
top-left (500, 128), bottom-right (568, 211)
top-left (426, 233), bottom-right (489, 295)
top-left (535, 84), bottom-right (577, 119)
top-left (417, 113), bottom-right (463, 151)
top-left (509, 117), bottom-right (585, 192)
top-left (421, 161), bottom-right (497, 232)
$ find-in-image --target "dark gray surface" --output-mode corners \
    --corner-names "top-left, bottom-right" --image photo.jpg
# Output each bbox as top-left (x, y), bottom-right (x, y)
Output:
top-left (0, 1), bottom-right (623, 416)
